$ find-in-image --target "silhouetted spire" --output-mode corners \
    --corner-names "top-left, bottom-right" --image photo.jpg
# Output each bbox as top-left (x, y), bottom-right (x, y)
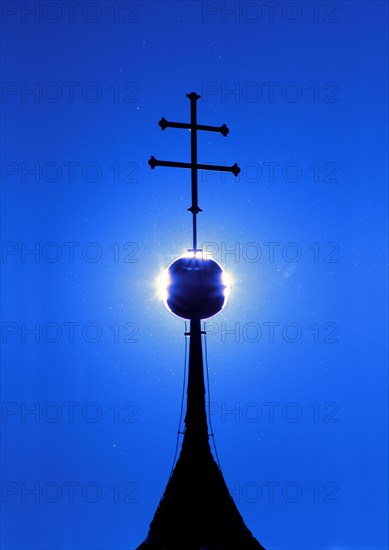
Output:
top-left (137, 93), bottom-right (266, 549)
top-left (136, 321), bottom-right (265, 550)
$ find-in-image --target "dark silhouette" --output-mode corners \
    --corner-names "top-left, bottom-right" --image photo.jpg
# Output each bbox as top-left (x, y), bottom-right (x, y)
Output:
top-left (136, 321), bottom-right (265, 550)
top-left (138, 93), bottom-right (266, 549)
top-left (165, 255), bottom-right (227, 320)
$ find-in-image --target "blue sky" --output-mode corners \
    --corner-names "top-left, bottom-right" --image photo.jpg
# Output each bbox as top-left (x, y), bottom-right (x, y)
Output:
top-left (1, 1), bottom-right (388, 549)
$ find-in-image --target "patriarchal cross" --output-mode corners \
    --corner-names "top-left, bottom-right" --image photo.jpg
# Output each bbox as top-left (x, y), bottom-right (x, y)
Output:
top-left (148, 91), bottom-right (241, 251)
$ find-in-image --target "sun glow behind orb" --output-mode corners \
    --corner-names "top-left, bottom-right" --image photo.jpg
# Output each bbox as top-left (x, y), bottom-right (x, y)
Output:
top-left (221, 268), bottom-right (231, 303)
top-left (157, 268), bottom-right (171, 304)
top-left (156, 250), bottom-right (231, 320)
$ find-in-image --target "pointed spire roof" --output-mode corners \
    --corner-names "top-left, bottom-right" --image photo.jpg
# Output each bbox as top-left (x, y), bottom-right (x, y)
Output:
top-left (137, 320), bottom-right (265, 550)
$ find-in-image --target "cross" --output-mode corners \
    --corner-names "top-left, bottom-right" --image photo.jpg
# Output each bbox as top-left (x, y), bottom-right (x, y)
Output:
top-left (148, 92), bottom-right (241, 251)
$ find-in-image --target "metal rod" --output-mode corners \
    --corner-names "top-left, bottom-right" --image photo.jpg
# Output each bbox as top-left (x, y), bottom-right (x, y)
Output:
top-left (183, 318), bottom-right (209, 447)
top-left (148, 157), bottom-right (241, 177)
top-left (159, 118), bottom-right (229, 136)
top-left (189, 92), bottom-right (199, 251)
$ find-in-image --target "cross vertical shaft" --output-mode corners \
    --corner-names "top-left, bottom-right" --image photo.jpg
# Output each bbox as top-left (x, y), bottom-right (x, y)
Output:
top-left (188, 92), bottom-right (200, 251)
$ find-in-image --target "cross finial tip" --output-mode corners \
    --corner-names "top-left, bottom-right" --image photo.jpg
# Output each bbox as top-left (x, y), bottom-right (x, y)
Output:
top-left (159, 117), bottom-right (168, 130)
top-left (231, 163), bottom-right (241, 176)
top-left (220, 124), bottom-right (229, 137)
top-left (187, 92), bottom-right (201, 101)
top-left (148, 156), bottom-right (157, 169)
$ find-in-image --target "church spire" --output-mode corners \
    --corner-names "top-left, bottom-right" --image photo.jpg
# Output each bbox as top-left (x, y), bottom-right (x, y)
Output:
top-left (137, 318), bottom-right (265, 549)
top-left (136, 93), bottom-right (266, 549)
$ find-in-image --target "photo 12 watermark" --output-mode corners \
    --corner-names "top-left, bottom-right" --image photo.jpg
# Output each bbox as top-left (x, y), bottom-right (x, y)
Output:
top-left (201, 241), bottom-right (340, 264)
top-left (228, 480), bottom-right (340, 504)
top-left (1, 401), bottom-right (140, 424)
top-left (201, 2), bottom-right (340, 24)
top-left (1, 161), bottom-right (140, 184)
top-left (1, 81), bottom-right (139, 104)
top-left (1, 1), bottom-right (140, 24)
top-left (1, 480), bottom-right (140, 504)
top-left (201, 161), bottom-right (340, 185)
top-left (1, 321), bottom-right (140, 344)
top-left (207, 400), bottom-right (340, 424)
top-left (205, 320), bottom-right (340, 344)
top-left (1, 241), bottom-right (141, 264)
top-left (201, 81), bottom-right (340, 104)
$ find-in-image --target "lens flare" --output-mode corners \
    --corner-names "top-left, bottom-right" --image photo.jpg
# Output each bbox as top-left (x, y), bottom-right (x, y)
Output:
top-left (157, 269), bottom-right (170, 304)
top-left (221, 269), bottom-right (231, 302)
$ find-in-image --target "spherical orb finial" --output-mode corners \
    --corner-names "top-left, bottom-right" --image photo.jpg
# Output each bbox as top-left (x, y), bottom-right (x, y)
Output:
top-left (161, 251), bottom-right (230, 320)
